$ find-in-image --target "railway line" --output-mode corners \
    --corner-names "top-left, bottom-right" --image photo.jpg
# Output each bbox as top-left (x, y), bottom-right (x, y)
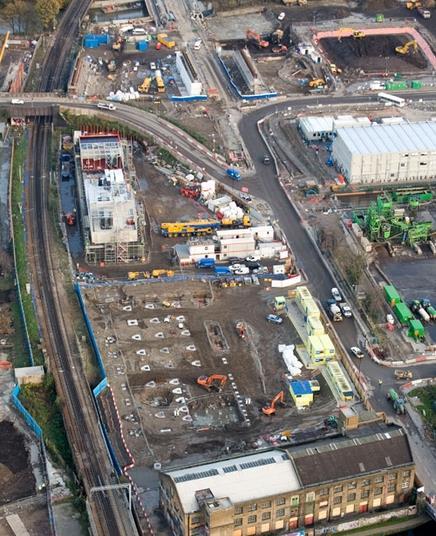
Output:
top-left (25, 0), bottom-right (138, 534)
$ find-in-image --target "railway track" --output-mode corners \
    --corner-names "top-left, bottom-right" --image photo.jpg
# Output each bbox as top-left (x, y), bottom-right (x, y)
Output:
top-left (24, 1), bottom-right (138, 534)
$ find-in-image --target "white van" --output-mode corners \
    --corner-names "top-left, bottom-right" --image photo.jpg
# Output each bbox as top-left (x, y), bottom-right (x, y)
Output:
top-left (193, 39), bottom-right (202, 50)
top-left (120, 24), bottom-right (134, 34)
top-left (11, 98), bottom-right (24, 104)
top-left (97, 102), bottom-right (116, 110)
top-left (132, 27), bottom-right (146, 36)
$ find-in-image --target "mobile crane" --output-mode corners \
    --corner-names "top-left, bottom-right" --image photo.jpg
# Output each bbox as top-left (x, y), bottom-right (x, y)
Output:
top-left (161, 220), bottom-right (221, 237)
top-left (262, 391), bottom-right (285, 416)
top-left (197, 374), bottom-right (228, 392)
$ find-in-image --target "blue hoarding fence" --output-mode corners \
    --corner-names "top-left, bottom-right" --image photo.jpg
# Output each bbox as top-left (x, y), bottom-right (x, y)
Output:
top-left (11, 384), bottom-right (43, 439)
top-left (170, 95), bottom-right (208, 102)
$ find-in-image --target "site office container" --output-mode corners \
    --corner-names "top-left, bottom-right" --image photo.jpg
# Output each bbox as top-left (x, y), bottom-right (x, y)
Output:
top-left (296, 285), bottom-right (312, 304)
top-left (319, 333), bottom-right (336, 360)
top-left (384, 285), bottom-right (401, 307)
top-left (306, 316), bottom-right (325, 337)
top-left (408, 319), bottom-right (424, 340)
top-left (308, 335), bottom-right (325, 362)
top-left (298, 297), bottom-right (320, 319)
top-left (394, 301), bottom-right (413, 325)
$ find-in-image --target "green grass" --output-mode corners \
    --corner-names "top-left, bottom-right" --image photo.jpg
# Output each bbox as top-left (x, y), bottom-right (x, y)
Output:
top-left (20, 374), bottom-right (73, 468)
top-left (11, 136), bottom-right (44, 365)
top-left (158, 147), bottom-right (179, 166)
top-left (163, 115), bottom-right (210, 148)
top-left (409, 385), bottom-right (436, 429)
top-left (10, 302), bottom-right (30, 367)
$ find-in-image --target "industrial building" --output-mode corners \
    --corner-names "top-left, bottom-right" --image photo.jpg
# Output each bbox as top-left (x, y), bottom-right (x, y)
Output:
top-left (76, 133), bottom-right (145, 264)
top-left (160, 425), bottom-right (415, 536)
top-left (331, 121), bottom-right (436, 184)
top-left (176, 51), bottom-right (203, 96)
top-left (298, 115), bottom-right (371, 141)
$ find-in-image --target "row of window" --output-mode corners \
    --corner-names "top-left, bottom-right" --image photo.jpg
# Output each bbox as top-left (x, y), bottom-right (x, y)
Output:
top-left (235, 497), bottom-right (286, 515)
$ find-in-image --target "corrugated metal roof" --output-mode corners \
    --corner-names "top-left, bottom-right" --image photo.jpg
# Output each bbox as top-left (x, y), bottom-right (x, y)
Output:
top-left (300, 116), bottom-right (334, 133)
top-left (335, 121), bottom-right (436, 155)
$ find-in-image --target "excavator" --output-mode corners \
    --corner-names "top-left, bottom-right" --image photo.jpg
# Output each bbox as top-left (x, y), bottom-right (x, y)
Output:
top-left (138, 77), bottom-right (152, 93)
top-left (262, 391), bottom-right (285, 416)
top-left (353, 30), bottom-right (365, 39)
top-left (197, 374), bottom-right (228, 392)
top-left (395, 40), bottom-right (418, 55)
top-left (406, 0), bottom-right (422, 9)
top-left (246, 29), bottom-right (269, 49)
top-left (309, 78), bottom-right (325, 89)
top-left (128, 271), bottom-right (151, 280)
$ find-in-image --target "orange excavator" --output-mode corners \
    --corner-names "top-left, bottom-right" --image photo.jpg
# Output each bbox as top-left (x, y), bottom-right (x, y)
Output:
top-left (197, 374), bottom-right (228, 392)
top-left (246, 29), bottom-right (269, 49)
top-left (262, 391), bottom-right (285, 416)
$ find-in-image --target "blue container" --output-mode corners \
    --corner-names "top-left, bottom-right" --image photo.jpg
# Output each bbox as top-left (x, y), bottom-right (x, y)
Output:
top-left (83, 34), bottom-right (109, 47)
top-left (137, 40), bottom-right (149, 51)
top-left (84, 39), bottom-right (99, 48)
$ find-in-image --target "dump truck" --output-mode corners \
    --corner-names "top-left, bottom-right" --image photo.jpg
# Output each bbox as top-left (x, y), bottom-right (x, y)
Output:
top-left (411, 300), bottom-right (430, 323)
top-left (138, 77), bottom-right (152, 93)
top-left (387, 388), bottom-right (406, 415)
top-left (421, 299), bottom-right (436, 320)
top-left (157, 33), bottom-right (175, 48)
top-left (394, 370), bottom-right (413, 381)
top-left (160, 220), bottom-right (221, 237)
top-left (155, 70), bottom-right (165, 93)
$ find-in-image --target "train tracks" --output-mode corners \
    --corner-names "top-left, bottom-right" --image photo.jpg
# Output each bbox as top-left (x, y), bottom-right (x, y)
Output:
top-left (24, 1), bottom-right (138, 534)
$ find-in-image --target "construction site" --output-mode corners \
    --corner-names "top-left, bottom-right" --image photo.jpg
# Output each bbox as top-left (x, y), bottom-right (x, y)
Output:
top-left (82, 280), bottom-right (343, 468)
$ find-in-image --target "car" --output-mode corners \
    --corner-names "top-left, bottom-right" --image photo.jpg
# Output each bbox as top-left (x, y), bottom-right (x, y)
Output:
top-left (193, 39), bottom-right (202, 50)
top-left (263, 154), bottom-right (271, 165)
top-left (234, 266), bottom-right (250, 275)
top-left (11, 99), bottom-right (24, 104)
top-left (350, 347), bottom-right (364, 359)
top-left (278, 12), bottom-right (286, 21)
top-left (150, 62), bottom-right (157, 70)
top-left (229, 263), bottom-right (244, 272)
top-left (226, 168), bottom-right (241, 181)
top-left (246, 254), bottom-right (260, 262)
top-left (240, 192), bottom-right (252, 202)
top-left (331, 287), bottom-right (342, 302)
top-left (245, 261), bottom-right (261, 270)
top-left (227, 257), bottom-right (243, 264)
top-left (266, 314), bottom-right (283, 324)
top-left (339, 302), bottom-right (353, 318)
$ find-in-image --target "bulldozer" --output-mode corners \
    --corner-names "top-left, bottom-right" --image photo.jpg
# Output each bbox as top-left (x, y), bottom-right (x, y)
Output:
top-left (395, 40), bottom-right (418, 55)
top-left (309, 78), bottom-right (325, 89)
top-left (262, 391), bottom-right (285, 416)
top-left (197, 374), bottom-right (228, 392)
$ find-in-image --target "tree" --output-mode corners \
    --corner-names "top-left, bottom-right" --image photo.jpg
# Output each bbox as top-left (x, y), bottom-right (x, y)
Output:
top-left (1, 0), bottom-right (34, 33)
top-left (35, 0), bottom-right (62, 29)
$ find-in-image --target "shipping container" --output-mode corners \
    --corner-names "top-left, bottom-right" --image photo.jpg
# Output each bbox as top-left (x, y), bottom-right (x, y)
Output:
top-left (296, 285), bottom-right (312, 304)
top-left (308, 335), bottom-right (324, 361)
top-left (306, 316), bottom-right (325, 337)
top-left (319, 333), bottom-right (335, 359)
top-left (411, 80), bottom-right (423, 89)
top-left (385, 81), bottom-right (408, 91)
top-left (137, 40), bottom-right (149, 51)
top-left (84, 38), bottom-right (99, 48)
top-left (300, 298), bottom-right (320, 320)
top-left (394, 301), bottom-right (413, 325)
top-left (83, 33), bottom-right (109, 46)
top-left (408, 319), bottom-right (424, 340)
top-left (384, 285), bottom-right (401, 306)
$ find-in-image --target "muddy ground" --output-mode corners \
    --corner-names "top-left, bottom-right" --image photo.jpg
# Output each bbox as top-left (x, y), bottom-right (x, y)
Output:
top-left (320, 35), bottom-right (428, 74)
top-left (0, 421), bottom-right (35, 504)
top-left (84, 281), bottom-right (338, 467)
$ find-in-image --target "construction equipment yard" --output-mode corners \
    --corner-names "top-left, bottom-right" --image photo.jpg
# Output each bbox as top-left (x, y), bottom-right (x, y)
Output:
top-left (82, 280), bottom-right (338, 467)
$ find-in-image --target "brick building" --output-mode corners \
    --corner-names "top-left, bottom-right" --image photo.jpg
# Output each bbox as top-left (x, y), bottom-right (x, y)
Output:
top-left (159, 426), bottom-right (415, 536)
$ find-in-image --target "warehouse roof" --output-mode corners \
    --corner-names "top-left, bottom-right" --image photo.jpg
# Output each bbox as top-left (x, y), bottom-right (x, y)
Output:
top-left (290, 427), bottom-right (413, 486)
top-left (335, 121), bottom-right (436, 155)
top-left (290, 380), bottom-right (312, 396)
top-left (164, 449), bottom-right (300, 512)
top-left (299, 116), bottom-right (334, 134)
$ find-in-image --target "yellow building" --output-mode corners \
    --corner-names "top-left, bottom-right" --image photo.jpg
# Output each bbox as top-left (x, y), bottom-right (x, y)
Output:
top-left (289, 380), bottom-right (313, 408)
top-left (319, 333), bottom-right (336, 360)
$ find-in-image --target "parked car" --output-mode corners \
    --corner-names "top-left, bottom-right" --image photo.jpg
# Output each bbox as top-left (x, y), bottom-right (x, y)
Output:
top-left (227, 257), bottom-right (244, 264)
top-left (350, 347), bottom-right (364, 359)
top-left (266, 314), bottom-right (283, 324)
top-left (240, 192), bottom-right (252, 202)
top-left (246, 254), bottom-right (260, 262)
top-left (339, 302), bottom-right (353, 318)
top-left (229, 263), bottom-right (244, 272)
top-left (150, 61), bottom-right (157, 70)
top-left (331, 287), bottom-right (342, 302)
top-left (278, 12), bottom-right (286, 21)
top-left (226, 168), bottom-right (241, 181)
top-left (263, 154), bottom-right (271, 165)
top-left (245, 261), bottom-right (261, 270)
top-left (234, 266), bottom-right (250, 275)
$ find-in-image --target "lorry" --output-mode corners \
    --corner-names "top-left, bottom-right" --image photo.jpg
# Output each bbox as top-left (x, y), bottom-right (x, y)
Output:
top-left (394, 369), bottom-right (413, 381)
top-left (417, 7), bottom-right (431, 18)
top-left (327, 299), bottom-right (343, 321)
top-left (421, 299), bottom-right (436, 320)
top-left (214, 266), bottom-right (232, 276)
top-left (196, 258), bottom-right (215, 269)
top-left (386, 388), bottom-right (406, 415)
top-left (226, 168), bottom-right (241, 181)
top-left (160, 220), bottom-right (221, 237)
top-left (410, 300), bottom-right (430, 323)
top-left (157, 33), bottom-right (175, 48)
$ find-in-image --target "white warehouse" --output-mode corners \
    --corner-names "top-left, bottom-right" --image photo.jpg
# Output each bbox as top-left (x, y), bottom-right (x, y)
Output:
top-left (331, 121), bottom-right (436, 184)
top-left (175, 51), bottom-right (203, 96)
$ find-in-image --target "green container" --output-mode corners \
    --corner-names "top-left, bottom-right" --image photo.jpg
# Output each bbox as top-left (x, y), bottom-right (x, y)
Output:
top-left (384, 285), bottom-right (401, 307)
top-left (394, 302), bottom-right (413, 325)
top-left (408, 319), bottom-right (424, 340)
top-left (376, 13), bottom-right (385, 23)
top-left (385, 81), bottom-right (408, 91)
top-left (411, 80), bottom-right (423, 89)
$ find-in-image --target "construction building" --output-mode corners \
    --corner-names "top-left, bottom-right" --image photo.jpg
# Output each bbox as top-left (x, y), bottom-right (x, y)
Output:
top-left (160, 425), bottom-right (415, 536)
top-left (76, 133), bottom-right (145, 264)
top-left (331, 121), bottom-right (436, 184)
top-left (298, 115), bottom-right (371, 141)
top-left (176, 51), bottom-right (203, 96)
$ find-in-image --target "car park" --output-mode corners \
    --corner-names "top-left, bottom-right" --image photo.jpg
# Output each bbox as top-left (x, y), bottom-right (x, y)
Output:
top-left (331, 287), bottom-right (342, 302)
top-left (350, 347), bottom-right (364, 359)
top-left (266, 314), bottom-right (283, 324)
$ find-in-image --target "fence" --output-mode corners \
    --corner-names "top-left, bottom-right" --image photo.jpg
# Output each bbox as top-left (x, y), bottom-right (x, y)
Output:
top-left (11, 384), bottom-right (42, 438)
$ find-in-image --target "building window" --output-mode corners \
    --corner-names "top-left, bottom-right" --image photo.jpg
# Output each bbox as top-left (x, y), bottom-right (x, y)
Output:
top-left (261, 501), bottom-right (271, 509)
top-left (290, 496), bottom-right (299, 507)
top-left (234, 519), bottom-right (242, 527)
top-left (388, 473), bottom-right (397, 481)
top-left (319, 501), bottom-right (328, 508)
top-left (191, 516), bottom-right (201, 524)
top-left (388, 483), bottom-right (396, 493)
top-left (319, 488), bottom-right (329, 497)
top-left (276, 497), bottom-right (286, 506)
top-left (402, 480), bottom-right (410, 489)
top-left (374, 476), bottom-right (384, 484)
top-left (306, 492), bottom-right (315, 503)
top-left (347, 493), bottom-right (356, 502)
top-left (234, 506), bottom-right (243, 515)
top-left (348, 482), bottom-right (357, 490)
top-left (333, 496), bottom-right (342, 505)
top-left (247, 504), bottom-right (257, 512)
top-left (262, 512), bottom-right (271, 521)
top-left (248, 515), bottom-right (257, 524)
top-left (403, 470), bottom-right (411, 478)
top-left (362, 480), bottom-right (370, 487)
top-left (361, 490), bottom-right (370, 499)
top-left (276, 508), bottom-right (285, 518)
top-left (374, 487), bottom-right (383, 496)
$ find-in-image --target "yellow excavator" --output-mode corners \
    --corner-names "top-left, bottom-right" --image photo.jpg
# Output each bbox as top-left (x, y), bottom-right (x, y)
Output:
top-left (309, 78), bottom-right (325, 88)
top-left (406, 0), bottom-right (422, 9)
top-left (353, 30), bottom-right (365, 39)
top-left (395, 40), bottom-right (418, 55)
top-left (138, 77), bottom-right (152, 93)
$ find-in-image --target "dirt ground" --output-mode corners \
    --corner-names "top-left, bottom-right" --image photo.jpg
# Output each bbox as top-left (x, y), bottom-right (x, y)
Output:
top-left (84, 280), bottom-right (338, 467)
top-left (0, 501), bottom-right (50, 536)
top-left (319, 35), bottom-right (428, 75)
top-left (0, 421), bottom-right (35, 505)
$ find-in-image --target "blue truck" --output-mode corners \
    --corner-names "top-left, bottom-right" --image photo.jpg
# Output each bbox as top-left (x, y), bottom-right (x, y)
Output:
top-left (196, 258), bottom-right (216, 269)
top-left (226, 168), bottom-right (241, 181)
top-left (214, 266), bottom-right (232, 276)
